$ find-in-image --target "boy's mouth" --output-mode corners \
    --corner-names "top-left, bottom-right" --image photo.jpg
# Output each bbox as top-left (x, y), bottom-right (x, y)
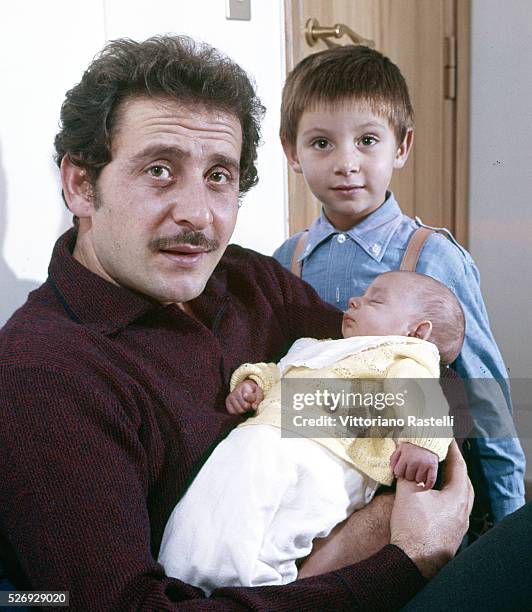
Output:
top-left (331, 184), bottom-right (364, 193)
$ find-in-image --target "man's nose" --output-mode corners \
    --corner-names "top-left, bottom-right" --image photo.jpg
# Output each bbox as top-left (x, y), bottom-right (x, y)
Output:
top-left (169, 185), bottom-right (214, 230)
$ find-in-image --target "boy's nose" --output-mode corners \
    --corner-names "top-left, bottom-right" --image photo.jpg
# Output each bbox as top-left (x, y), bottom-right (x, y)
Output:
top-left (348, 297), bottom-right (361, 309)
top-left (334, 151), bottom-right (360, 175)
top-left (334, 161), bottom-right (360, 176)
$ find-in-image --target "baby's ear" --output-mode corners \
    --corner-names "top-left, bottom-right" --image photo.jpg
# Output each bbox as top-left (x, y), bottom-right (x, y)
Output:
top-left (410, 320), bottom-right (432, 340)
top-left (281, 139), bottom-right (303, 174)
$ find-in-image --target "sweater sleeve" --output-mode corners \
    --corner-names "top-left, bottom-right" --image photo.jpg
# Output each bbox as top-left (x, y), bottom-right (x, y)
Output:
top-left (385, 358), bottom-right (452, 461)
top-left (0, 365), bottom-right (426, 611)
top-left (261, 253), bottom-right (343, 346)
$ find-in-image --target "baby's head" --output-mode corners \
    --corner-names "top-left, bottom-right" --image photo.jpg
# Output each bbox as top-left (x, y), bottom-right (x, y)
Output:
top-left (342, 271), bottom-right (465, 364)
top-left (280, 45), bottom-right (414, 228)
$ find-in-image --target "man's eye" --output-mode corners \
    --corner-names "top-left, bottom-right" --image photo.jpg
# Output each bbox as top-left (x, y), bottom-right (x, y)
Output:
top-left (360, 136), bottom-right (378, 146)
top-left (209, 170), bottom-right (230, 184)
top-left (312, 138), bottom-right (330, 150)
top-left (147, 165), bottom-right (171, 179)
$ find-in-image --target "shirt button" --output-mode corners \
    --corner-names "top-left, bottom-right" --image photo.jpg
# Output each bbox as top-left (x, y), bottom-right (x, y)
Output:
top-left (337, 234), bottom-right (347, 244)
top-left (371, 243), bottom-right (381, 254)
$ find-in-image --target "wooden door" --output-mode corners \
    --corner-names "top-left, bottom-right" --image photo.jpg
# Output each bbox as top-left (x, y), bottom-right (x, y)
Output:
top-left (285, 0), bottom-right (470, 245)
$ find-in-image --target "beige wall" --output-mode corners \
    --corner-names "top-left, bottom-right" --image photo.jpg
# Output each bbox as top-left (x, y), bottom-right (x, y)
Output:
top-left (469, 0), bottom-right (532, 480)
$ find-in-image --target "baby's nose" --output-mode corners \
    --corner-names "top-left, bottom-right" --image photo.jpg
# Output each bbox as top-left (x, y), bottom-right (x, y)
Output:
top-left (348, 297), bottom-right (361, 309)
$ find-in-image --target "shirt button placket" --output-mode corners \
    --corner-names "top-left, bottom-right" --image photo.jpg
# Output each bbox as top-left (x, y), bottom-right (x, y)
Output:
top-left (335, 234), bottom-right (347, 303)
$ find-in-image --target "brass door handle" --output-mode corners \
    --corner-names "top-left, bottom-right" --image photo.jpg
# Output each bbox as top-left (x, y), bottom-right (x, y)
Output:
top-left (305, 17), bottom-right (374, 49)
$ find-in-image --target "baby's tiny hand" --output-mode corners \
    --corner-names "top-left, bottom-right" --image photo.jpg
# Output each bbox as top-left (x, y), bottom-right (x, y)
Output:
top-left (225, 380), bottom-right (264, 415)
top-left (390, 442), bottom-right (439, 489)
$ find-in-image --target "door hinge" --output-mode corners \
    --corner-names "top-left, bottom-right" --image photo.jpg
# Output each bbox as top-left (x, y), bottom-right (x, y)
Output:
top-left (444, 35), bottom-right (457, 100)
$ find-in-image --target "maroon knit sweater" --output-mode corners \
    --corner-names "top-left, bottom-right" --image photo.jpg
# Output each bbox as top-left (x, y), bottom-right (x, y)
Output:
top-left (0, 230), bottom-right (425, 611)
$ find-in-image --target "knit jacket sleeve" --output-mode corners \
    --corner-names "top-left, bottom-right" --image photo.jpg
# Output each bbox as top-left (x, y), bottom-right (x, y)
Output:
top-left (0, 365), bottom-right (426, 611)
top-left (229, 362), bottom-right (280, 396)
top-left (385, 357), bottom-right (452, 461)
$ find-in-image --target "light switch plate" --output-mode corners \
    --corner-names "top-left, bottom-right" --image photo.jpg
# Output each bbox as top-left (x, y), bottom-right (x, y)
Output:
top-left (226, 0), bottom-right (251, 21)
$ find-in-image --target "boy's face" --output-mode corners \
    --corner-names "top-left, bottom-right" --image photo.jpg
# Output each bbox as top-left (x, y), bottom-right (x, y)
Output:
top-left (283, 102), bottom-right (413, 230)
top-left (341, 273), bottom-right (415, 338)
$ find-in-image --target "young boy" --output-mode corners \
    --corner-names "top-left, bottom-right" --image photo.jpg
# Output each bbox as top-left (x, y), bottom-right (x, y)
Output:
top-left (273, 44), bottom-right (524, 526)
top-left (158, 271), bottom-right (463, 593)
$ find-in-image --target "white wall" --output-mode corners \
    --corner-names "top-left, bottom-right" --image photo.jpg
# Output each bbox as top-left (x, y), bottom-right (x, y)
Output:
top-left (469, 0), bottom-right (532, 481)
top-left (0, 1), bottom-right (106, 325)
top-left (0, 0), bottom-right (287, 326)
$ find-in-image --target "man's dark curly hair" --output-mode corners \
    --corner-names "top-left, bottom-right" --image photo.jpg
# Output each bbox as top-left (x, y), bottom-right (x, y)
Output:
top-left (54, 35), bottom-right (264, 198)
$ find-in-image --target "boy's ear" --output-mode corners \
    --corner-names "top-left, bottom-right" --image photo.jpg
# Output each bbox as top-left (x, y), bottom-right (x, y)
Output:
top-left (60, 156), bottom-right (96, 218)
top-left (393, 128), bottom-right (414, 169)
top-left (409, 319), bottom-right (432, 341)
top-left (281, 139), bottom-right (303, 174)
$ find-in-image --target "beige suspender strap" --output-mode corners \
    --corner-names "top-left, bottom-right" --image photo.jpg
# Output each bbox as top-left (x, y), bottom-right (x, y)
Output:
top-left (400, 227), bottom-right (434, 272)
top-left (291, 225), bottom-right (432, 277)
top-left (290, 231), bottom-right (308, 277)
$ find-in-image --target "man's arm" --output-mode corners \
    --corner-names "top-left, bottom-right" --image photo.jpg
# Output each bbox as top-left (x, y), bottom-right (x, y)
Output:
top-left (299, 442), bottom-right (473, 582)
top-left (260, 253), bottom-right (343, 346)
top-left (0, 366), bottom-right (428, 611)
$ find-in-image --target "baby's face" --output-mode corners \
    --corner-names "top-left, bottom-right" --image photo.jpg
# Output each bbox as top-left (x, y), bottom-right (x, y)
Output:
top-left (342, 274), bottom-right (413, 338)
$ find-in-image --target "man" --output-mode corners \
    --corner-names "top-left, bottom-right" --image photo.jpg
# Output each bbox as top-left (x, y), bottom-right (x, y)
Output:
top-left (0, 34), bottom-right (506, 610)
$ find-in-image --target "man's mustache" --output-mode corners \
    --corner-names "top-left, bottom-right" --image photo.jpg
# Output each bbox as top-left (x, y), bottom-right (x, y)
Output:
top-left (149, 230), bottom-right (220, 253)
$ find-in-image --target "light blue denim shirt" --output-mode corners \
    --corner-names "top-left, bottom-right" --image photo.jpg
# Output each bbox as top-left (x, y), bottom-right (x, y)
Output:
top-left (274, 193), bottom-right (525, 523)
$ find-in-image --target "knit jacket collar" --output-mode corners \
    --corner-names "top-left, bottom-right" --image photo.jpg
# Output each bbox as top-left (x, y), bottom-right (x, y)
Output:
top-left (47, 228), bottom-right (229, 335)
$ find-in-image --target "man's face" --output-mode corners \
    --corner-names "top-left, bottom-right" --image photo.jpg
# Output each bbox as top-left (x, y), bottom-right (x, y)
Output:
top-left (342, 273), bottom-right (415, 338)
top-left (285, 102), bottom-right (411, 231)
top-left (73, 96), bottom-right (242, 304)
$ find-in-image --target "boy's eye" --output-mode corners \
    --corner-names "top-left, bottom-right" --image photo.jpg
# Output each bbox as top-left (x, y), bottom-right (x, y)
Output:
top-left (360, 136), bottom-right (378, 146)
top-left (311, 138), bottom-right (330, 150)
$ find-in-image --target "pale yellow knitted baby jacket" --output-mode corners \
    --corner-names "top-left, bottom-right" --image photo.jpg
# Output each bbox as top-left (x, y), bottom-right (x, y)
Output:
top-left (230, 337), bottom-right (452, 485)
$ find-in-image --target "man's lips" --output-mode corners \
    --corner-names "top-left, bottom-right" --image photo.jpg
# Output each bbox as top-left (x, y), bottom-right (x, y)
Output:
top-left (150, 230), bottom-right (220, 268)
top-left (159, 244), bottom-right (213, 267)
top-left (160, 244), bottom-right (210, 255)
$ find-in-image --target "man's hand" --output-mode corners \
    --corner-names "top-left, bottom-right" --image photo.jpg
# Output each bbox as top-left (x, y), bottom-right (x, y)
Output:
top-left (390, 442), bottom-right (439, 489)
top-left (225, 380), bottom-right (264, 414)
top-left (390, 441), bottom-right (474, 579)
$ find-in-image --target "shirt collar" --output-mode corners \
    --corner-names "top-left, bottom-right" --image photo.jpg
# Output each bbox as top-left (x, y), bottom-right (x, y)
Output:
top-left (302, 192), bottom-right (403, 263)
top-left (47, 228), bottom-right (229, 335)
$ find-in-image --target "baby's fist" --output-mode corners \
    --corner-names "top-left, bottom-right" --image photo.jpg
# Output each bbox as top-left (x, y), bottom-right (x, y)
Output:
top-left (225, 380), bottom-right (264, 415)
top-left (390, 442), bottom-right (439, 489)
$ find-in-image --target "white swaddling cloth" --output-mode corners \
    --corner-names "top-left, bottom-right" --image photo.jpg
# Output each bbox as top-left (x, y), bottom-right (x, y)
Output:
top-left (158, 425), bottom-right (378, 594)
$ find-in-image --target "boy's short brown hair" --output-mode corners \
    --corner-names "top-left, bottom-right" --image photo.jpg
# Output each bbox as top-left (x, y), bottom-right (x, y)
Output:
top-left (280, 45), bottom-right (414, 146)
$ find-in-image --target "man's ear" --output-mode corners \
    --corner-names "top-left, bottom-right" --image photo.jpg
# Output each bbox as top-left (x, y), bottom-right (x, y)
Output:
top-left (409, 319), bottom-right (432, 340)
top-left (393, 128), bottom-right (414, 169)
top-left (281, 139), bottom-right (303, 174)
top-left (60, 156), bottom-right (95, 218)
